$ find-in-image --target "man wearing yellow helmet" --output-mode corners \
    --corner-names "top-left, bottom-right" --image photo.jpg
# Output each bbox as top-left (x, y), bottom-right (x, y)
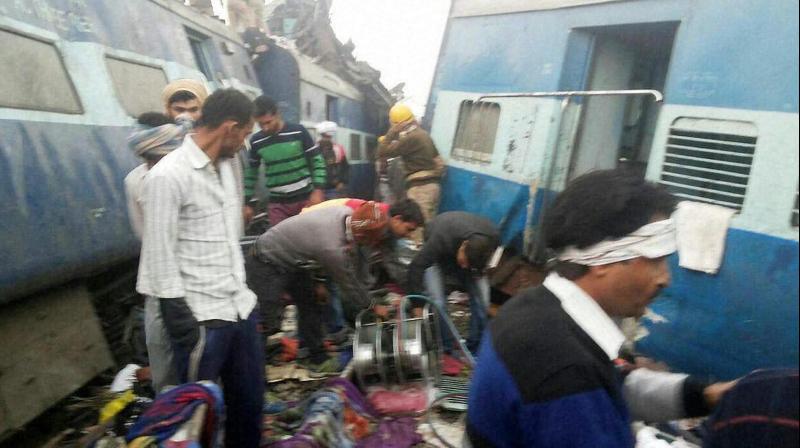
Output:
top-left (377, 104), bottom-right (445, 234)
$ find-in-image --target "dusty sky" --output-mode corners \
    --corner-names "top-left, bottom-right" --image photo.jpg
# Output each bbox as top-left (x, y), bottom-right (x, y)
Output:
top-left (329, 0), bottom-right (451, 117)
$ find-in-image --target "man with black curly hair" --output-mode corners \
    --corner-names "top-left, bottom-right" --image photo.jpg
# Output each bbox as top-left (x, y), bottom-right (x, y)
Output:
top-left (467, 169), bottom-right (733, 447)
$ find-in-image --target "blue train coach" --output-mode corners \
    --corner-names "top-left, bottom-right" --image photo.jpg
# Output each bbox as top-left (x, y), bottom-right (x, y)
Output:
top-left (425, 0), bottom-right (799, 379)
top-left (0, 0), bottom-right (259, 435)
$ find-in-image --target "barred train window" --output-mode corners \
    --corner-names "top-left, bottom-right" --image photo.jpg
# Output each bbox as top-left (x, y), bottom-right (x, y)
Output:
top-left (349, 133), bottom-right (362, 161)
top-left (659, 118), bottom-right (757, 211)
top-left (105, 57), bottom-right (168, 117)
top-left (451, 100), bottom-right (501, 164)
top-left (0, 29), bottom-right (82, 113)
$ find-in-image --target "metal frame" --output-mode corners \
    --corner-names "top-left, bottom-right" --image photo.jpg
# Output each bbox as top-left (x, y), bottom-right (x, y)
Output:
top-left (474, 89), bottom-right (664, 260)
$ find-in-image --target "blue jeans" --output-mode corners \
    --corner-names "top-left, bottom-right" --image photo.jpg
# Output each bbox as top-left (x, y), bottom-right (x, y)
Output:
top-left (323, 282), bottom-right (346, 333)
top-left (324, 188), bottom-right (342, 200)
top-left (424, 265), bottom-right (489, 354)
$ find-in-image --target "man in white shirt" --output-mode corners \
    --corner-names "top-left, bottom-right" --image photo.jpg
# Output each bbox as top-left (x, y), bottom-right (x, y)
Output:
top-left (124, 112), bottom-right (192, 394)
top-left (125, 79), bottom-right (211, 395)
top-left (137, 89), bottom-right (262, 447)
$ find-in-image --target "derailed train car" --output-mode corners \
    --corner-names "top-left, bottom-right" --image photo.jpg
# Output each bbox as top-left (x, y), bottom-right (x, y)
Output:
top-left (426, 0), bottom-right (799, 379)
top-left (0, 0), bottom-right (259, 435)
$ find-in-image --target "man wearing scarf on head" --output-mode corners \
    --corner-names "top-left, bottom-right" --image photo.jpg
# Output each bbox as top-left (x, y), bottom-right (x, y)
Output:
top-left (124, 113), bottom-right (194, 394)
top-left (467, 169), bottom-right (735, 448)
top-left (125, 114), bottom-right (194, 240)
top-left (247, 201), bottom-right (391, 376)
top-left (161, 79), bottom-right (208, 121)
top-left (122, 77), bottom-right (207, 394)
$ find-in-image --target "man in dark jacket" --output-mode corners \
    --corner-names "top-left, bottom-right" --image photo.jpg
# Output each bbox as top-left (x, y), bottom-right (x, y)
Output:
top-left (467, 169), bottom-right (734, 447)
top-left (406, 211), bottom-right (500, 354)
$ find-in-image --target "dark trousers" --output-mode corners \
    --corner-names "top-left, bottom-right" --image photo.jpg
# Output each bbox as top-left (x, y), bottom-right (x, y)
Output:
top-left (245, 254), bottom-right (327, 363)
top-left (172, 311), bottom-right (264, 448)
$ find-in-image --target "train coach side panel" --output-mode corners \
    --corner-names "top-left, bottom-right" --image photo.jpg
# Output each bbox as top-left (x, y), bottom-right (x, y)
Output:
top-left (640, 230), bottom-right (800, 380)
top-left (0, 0), bottom-right (253, 86)
top-left (0, 120), bottom-right (140, 302)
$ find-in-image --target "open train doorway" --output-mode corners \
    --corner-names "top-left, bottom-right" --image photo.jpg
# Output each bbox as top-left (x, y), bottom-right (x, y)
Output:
top-left (568, 22), bottom-right (678, 180)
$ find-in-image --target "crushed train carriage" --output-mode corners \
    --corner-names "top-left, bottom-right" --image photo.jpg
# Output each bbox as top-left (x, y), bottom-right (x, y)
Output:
top-left (425, 0), bottom-right (799, 380)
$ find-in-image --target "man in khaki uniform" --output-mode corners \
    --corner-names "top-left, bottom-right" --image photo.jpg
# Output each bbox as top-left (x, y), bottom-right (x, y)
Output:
top-left (377, 104), bottom-right (445, 229)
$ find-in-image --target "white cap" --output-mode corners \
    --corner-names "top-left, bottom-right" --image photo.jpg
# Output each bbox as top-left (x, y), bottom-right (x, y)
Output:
top-left (316, 121), bottom-right (338, 136)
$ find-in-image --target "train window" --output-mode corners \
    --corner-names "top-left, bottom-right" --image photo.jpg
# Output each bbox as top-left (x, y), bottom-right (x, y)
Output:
top-left (105, 56), bottom-right (168, 117)
top-left (186, 28), bottom-right (214, 81)
top-left (0, 29), bottom-right (82, 113)
top-left (792, 187), bottom-right (799, 227)
top-left (326, 95), bottom-right (339, 122)
top-left (350, 133), bottom-right (363, 161)
top-left (451, 100), bottom-right (500, 165)
top-left (659, 118), bottom-right (756, 211)
top-left (366, 136), bottom-right (378, 161)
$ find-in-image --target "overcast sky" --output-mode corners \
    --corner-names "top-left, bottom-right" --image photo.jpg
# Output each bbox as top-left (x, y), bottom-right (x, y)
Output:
top-left (329, 0), bottom-right (451, 117)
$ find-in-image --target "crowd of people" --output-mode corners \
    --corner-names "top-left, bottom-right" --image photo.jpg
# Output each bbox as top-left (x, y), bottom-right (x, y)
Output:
top-left (124, 81), bottom-right (500, 446)
top-left (123, 81), bottom-right (790, 448)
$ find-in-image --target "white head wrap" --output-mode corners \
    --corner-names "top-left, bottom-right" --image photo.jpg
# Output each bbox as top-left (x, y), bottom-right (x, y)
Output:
top-left (316, 120), bottom-right (338, 136)
top-left (556, 218), bottom-right (676, 266)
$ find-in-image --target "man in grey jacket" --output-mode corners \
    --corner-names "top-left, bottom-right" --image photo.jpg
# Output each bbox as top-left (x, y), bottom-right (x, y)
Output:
top-left (246, 202), bottom-right (389, 375)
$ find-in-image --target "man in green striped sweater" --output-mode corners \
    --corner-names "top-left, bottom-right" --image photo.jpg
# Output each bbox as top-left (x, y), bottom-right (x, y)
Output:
top-left (244, 96), bottom-right (327, 226)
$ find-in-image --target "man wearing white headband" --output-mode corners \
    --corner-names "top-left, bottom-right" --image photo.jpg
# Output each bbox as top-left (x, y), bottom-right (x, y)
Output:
top-left (467, 169), bottom-right (734, 447)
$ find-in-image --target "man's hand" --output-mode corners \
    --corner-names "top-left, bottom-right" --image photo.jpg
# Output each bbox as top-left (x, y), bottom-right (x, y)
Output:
top-left (159, 298), bottom-right (199, 351)
top-left (243, 205), bottom-right (254, 225)
top-left (704, 380), bottom-right (738, 409)
top-left (633, 356), bottom-right (670, 372)
top-left (388, 119), bottom-right (413, 137)
top-left (308, 189), bottom-right (324, 206)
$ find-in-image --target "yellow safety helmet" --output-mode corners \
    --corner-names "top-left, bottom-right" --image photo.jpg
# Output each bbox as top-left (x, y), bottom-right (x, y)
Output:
top-left (389, 104), bottom-right (414, 125)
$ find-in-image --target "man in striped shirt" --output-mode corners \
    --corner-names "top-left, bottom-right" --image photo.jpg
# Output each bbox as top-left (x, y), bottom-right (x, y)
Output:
top-left (137, 89), bottom-right (262, 448)
top-left (244, 96), bottom-right (327, 226)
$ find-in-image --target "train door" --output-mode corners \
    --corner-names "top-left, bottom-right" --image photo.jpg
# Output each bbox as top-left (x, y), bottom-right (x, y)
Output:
top-left (568, 23), bottom-right (678, 179)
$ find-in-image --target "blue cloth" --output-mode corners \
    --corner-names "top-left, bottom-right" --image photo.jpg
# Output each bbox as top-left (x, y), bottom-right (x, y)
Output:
top-left (170, 311), bottom-right (264, 448)
top-left (704, 368), bottom-right (799, 448)
top-left (324, 188), bottom-right (342, 200)
top-left (125, 381), bottom-right (224, 447)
